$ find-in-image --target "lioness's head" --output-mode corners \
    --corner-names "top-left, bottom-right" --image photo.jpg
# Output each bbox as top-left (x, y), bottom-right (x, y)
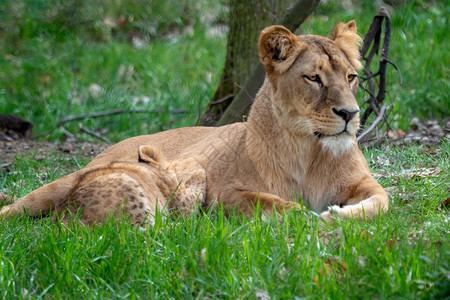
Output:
top-left (258, 21), bottom-right (362, 156)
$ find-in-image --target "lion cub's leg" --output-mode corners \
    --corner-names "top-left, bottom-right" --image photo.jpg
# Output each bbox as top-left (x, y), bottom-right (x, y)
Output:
top-left (0, 172), bottom-right (79, 219)
top-left (227, 190), bottom-right (301, 217)
top-left (169, 169), bottom-right (207, 216)
top-left (139, 145), bottom-right (207, 218)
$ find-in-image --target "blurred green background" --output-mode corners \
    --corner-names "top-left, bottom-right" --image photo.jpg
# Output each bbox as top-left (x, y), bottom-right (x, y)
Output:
top-left (0, 0), bottom-right (448, 142)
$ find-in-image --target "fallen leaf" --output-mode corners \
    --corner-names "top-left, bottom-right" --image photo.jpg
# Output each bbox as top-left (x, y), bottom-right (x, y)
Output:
top-left (409, 167), bottom-right (441, 180)
top-left (318, 257), bottom-right (347, 281)
top-left (313, 276), bottom-right (320, 287)
top-left (441, 197), bottom-right (450, 208)
top-left (360, 229), bottom-right (374, 240)
top-left (39, 75), bottom-right (52, 85)
top-left (321, 227), bottom-right (343, 248)
top-left (388, 129), bottom-right (406, 139)
top-left (387, 237), bottom-right (402, 250)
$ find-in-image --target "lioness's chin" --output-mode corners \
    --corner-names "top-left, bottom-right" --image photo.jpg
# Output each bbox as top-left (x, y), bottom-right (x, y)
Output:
top-left (319, 134), bottom-right (355, 157)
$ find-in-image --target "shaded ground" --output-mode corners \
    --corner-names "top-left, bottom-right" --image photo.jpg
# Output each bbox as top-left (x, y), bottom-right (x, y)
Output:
top-left (0, 140), bottom-right (108, 170)
top-left (386, 119), bottom-right (450, 146)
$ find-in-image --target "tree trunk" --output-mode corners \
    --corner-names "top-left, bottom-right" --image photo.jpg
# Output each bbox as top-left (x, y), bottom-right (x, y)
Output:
top-left (198, 0), bottom-right (321, 126)
top-left (198, 0), bottom-right (298, 126)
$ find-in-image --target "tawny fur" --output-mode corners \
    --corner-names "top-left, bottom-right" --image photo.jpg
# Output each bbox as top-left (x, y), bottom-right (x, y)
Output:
top-left (55, 145), bottom-right (206, 226)
top-left (0, 21), bottom-right (388, 223)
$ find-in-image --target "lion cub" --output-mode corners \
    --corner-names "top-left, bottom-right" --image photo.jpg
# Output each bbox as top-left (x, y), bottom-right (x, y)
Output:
top-left (55, 145), bottom-right (206, 226)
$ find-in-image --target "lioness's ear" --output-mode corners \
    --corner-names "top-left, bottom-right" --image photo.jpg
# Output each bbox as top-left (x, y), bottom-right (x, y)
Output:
top-left (258, 25), bottom-right (304, 75)
top-left (138, 145), bottom-right (162, 164)
top-left (329, 20), bottom-right (363, 70)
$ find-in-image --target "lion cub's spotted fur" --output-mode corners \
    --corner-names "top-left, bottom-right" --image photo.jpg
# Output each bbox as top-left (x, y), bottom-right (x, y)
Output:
top-left (55, 145), bottom-right (206, 226)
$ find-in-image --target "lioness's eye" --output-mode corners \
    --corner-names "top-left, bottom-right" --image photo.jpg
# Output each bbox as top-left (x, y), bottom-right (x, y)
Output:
top-left (347, 74), bottom-right (357, 82)
top-left (305, 74), bottom-right (322, 86)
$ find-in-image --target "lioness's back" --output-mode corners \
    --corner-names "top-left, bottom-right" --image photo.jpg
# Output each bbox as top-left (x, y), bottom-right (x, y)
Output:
top-left (86, 125), bottom-right (243, 168)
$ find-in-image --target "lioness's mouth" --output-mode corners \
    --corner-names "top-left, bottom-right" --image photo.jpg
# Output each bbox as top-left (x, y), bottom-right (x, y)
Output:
top-left (314, 130), bottom-right (348, 139)
top-left (314, 131), bottom-right (324, 138)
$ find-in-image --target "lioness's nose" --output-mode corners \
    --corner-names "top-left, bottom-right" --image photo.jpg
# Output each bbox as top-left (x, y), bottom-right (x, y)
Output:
top-left (332, 108), bottom-right (359, 123)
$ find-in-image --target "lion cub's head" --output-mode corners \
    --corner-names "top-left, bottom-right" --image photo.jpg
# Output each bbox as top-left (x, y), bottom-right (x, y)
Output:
top-left (258, 21), bottom-right (362, 156)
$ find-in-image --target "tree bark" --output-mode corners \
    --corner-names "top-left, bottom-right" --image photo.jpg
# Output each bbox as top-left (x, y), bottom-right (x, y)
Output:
top-left (198, 0), bottom-right (308, 126)
top-left (198, 0), bottom-right (321, 126)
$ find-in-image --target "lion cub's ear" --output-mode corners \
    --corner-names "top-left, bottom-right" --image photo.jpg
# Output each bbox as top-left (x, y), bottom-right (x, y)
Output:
top-left (258, 25), bottom-right (304, 76)
top-left (138, 145), bottom-right (163, 165)
top-left (329, 20), bottom-right (363, 70)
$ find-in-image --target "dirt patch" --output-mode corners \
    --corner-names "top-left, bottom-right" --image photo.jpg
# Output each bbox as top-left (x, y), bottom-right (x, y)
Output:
top-left (359, 119), bottom-right (449, 147)
top-left (0, 140), bottom-right (108, 169)
top-left (388, 119), bottom-right (450, 146)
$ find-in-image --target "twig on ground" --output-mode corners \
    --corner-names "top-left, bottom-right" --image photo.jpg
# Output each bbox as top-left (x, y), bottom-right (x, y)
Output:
top-left (60, 127), bottom-right (77, 142)
top-left (358, 104), bottom-right (387, 142)
top-left (78, 123), bottom-right (112, 144)
top-left (58, 108), bottom-right (187, 125)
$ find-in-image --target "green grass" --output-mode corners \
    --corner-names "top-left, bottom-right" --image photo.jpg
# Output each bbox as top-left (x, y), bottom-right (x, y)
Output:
top-left (0, 0), bottom-right (226, 142)
top-left (0, 29), bottom-right (225, 142)
top-left (0, 142), bottom-right (448, 298)
top-left (0, 1), bottom-right (448, 298)
top-left (0, 0), bottom-right (448, 142)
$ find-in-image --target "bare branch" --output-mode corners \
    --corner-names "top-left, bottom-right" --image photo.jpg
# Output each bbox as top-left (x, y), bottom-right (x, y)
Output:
top-left (358, 7), bottom-right (401, 136)
top-left (58, 108), bottom-right (186, 125)
top-left (211, 94), bottom-right (235, 105)
top-left (60, 127), bottom-right (77, 142)
top-left (360, 71), bottom-right (380, 82)
top-left (384, 58), bottom-right (403, 86)
top-left (357, 104), bottom-right (387, 142)
top-left (78, 123), bottom-right (112, 144)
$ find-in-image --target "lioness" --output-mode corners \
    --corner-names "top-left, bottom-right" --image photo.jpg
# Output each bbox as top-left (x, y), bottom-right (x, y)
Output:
top-left (54, 145), bottom-right (206, 226)
top-left (0, 21), bottom-right (388, 222)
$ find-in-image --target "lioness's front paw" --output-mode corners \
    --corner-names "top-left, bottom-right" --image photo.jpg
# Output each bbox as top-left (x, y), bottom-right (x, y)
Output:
top-left (320, 211), bottom-right (332, 223)
top-left (328, 205), bottom-right (342, 214)
top-left (320, 205), bottom-right (341, 223)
